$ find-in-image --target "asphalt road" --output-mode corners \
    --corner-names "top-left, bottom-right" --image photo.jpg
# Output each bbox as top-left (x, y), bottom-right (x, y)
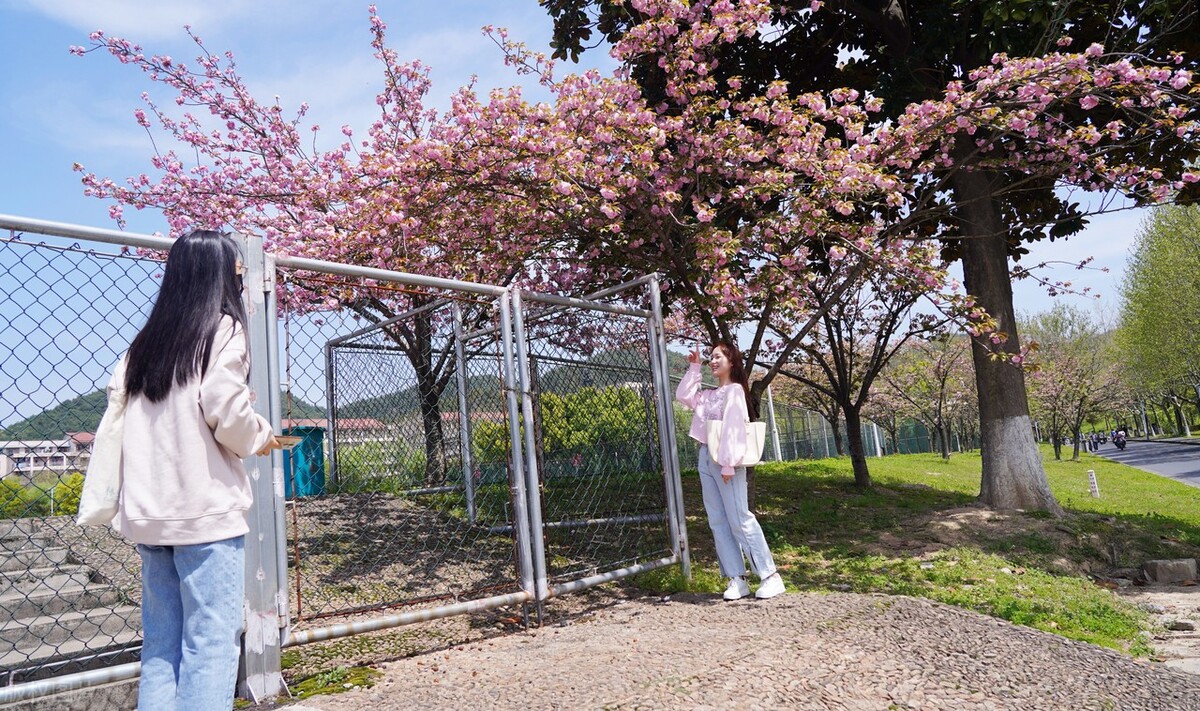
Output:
top-left (1094, 439), bottom-right (1200, 489)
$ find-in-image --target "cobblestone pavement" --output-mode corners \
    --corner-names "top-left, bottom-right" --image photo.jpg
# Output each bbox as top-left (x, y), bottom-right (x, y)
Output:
top-left (271, 592), bottom-right (1200, 710)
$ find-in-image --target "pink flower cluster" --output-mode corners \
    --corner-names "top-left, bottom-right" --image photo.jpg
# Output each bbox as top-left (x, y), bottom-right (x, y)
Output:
top-left (73, 1), bottom-right (1197, 349)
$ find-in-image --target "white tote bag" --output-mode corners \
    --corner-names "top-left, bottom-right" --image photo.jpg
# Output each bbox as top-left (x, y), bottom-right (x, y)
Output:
top-left (706, 419), bottom-right (767, 468)
top-left (76, 386), bottom-right (126, 526)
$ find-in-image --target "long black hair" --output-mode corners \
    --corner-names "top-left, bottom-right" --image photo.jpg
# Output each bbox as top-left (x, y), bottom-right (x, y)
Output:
top-left (124, 229), bottom-right (248, 402)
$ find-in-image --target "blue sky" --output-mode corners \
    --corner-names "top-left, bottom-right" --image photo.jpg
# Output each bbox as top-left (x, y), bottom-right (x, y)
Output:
top-left (0, 0), bottom-right (1144, 316)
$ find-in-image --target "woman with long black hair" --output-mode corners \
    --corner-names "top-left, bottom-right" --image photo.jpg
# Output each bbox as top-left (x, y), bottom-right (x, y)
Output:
top-left (676, 342), bottom-right (784, 601)
top-left (107, 229), bottom-right (278, 709)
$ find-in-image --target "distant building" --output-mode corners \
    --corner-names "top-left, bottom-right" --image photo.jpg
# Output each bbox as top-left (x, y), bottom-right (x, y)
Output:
top-left (1, 433), bottom-right (94, 481)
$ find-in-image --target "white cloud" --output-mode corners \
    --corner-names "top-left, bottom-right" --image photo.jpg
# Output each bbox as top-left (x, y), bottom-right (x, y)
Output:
top-left (5, 0), bottom-right (306, 40)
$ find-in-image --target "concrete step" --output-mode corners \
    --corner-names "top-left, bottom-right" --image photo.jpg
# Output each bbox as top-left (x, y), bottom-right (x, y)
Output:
top-left (0, 583), bottom-right (124, 621)
top-left (0, 519), bottom-right (41, 540)
top-left (0, 605), bottom-right (140, 649)
top-left (0, 533), bottom-right (52, 553)
top-left (0, 629), bottom-right (142, 679)
top-left (0, 546), bottom-right (70, 573)
top-left (0, 564), bottom-right (95, 597)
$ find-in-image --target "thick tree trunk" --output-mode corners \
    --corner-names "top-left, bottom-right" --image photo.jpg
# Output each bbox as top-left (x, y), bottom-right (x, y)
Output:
top-left (1071, 428), bottom-right (1082, 461)
top-left (843, 406), bottom-right (872, 487)
top-left (953, 157), bottom-right (1063, 514)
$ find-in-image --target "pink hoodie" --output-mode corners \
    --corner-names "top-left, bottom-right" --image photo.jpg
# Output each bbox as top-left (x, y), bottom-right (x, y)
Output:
top-left (675, 363), bottom-right (750, 476)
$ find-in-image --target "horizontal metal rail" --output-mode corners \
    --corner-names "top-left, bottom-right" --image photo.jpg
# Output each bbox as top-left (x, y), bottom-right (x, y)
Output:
top-left (274, 255), bottom-right (506, 297)
top-left (0, 662), bottom-right (141, 706)
top-left (0, 214), bottom-right (508, 297)
top-left (548, 555), bottom-right (678, 598)
top-left (518, 289), bottom-right (651, 318)
top-left (0, 213), bottom-right (174, 251)
top-left (283, 590), bottom-right (534, 647)
top-left (485, 513), bottom-right (665, 535)
top-left (325, 298), bottom-right (451, 347)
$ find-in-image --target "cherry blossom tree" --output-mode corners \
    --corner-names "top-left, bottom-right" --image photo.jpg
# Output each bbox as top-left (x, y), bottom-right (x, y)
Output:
top-left (1024, 304), bottom-right (1121, 460)
top-left (74, 2), bottom-right (1198, 511)
top-left (763, 249), bottom-right (945, 486)
top-left (543, 0), bottom-right (1200, 513)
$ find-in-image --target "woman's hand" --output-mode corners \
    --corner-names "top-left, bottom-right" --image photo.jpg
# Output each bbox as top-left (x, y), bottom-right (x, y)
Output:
top-left (256, 434), bottom-right (282, 457)
top-left (687, 347), bottom-right (702, 365)
top-left (722, 469), bottom-right (735, 484)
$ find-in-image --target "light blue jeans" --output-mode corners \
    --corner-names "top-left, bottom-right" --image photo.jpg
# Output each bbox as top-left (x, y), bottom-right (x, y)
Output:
top-left (698, 446), bottom-right (777, 579)
top-left (137, 536), bottom-right (245, 711)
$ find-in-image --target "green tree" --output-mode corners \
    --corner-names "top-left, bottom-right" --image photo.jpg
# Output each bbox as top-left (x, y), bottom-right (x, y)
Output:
top-left (1117, 205), bottom-right (1200, 425)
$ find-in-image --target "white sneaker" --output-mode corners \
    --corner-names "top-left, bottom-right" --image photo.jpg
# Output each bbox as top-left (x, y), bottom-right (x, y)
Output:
top-left (723, 576), bottom-right (750, 601)
top-left (755, 573), bottom-right (786, 599)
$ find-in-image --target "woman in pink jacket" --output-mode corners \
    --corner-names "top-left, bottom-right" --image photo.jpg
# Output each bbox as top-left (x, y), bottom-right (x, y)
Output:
top-left (112, 229), bottom-right (279, 710)
top-left (676, 343), bottom-right (784, 600)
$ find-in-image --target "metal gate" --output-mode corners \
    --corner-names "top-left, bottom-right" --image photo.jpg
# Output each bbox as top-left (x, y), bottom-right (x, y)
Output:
top-left (0, 214), bottom-right (689, 705)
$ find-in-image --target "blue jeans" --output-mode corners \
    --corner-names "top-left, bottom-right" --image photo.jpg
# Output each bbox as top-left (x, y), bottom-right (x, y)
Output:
top-left (697, 446), bottom-right (776, 579)
top-left (138, 536), bottom-right (245, 711)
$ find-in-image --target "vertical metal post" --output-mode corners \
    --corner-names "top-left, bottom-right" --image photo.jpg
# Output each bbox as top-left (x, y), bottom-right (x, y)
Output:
top-left (765, 385), bottom-right (783, 462)
top-left (872, 421), bottom-right (884, 458)
top-left (647, 276), bottom-right (690, 578)
top-left (510, 290), bottom-right (548, 602)
top-left (820, 414), bottom-right (830, 458)
top-left (786, 406), bottom-right (797, 460)
top-left (498, 292), bottom-right (536, 600)
top-left (324, 342), bottom-right (338, 488)
top-left (452, 304), bottom-right (477, 523)
top-left (237, 235), bottom-right (286, 703)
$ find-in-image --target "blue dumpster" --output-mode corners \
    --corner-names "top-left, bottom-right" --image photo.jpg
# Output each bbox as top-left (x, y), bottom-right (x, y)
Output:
top-left (283, 426), bottom-right (326, 498)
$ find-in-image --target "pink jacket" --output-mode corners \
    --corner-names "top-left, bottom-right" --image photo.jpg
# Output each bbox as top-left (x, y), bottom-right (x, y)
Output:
top-left (675, 363), bottom-right (750, 476)
top-left (111, 316), bottom-right (273, 545)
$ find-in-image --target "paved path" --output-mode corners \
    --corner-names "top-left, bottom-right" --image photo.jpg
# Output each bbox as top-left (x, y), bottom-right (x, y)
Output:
top-left (1094, 440), bottom-right (1200, 488)
top-left (271, 592), bottom-right (1200, 711)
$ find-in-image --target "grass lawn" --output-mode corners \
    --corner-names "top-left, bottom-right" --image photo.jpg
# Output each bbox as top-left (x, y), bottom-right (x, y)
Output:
top-left (635, 445), bottom-right (1200, 657)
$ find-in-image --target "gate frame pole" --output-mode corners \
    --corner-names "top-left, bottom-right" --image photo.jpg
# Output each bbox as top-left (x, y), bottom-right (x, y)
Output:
top-left (498, 292), bottom-right (537, 602)
top-left (510, 289), bottom-right (549, 603)
top-left (237, 234), bottom-right (287, 703)
top-left (452, 304), bottom-right (477, 523)
top-left (647, 275), bottom-right (690, 579)
top-left (765, 385), bottom-right (783, 462)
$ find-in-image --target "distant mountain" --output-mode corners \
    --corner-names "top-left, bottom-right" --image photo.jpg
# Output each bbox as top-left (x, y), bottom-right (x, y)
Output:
top-left (0, 390), bottom-right (108, 441)
top-left (1, 389), bottom-right (325, 441)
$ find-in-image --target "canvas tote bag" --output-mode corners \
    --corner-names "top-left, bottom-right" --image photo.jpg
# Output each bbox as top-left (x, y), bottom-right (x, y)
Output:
top-left (706, 418), bottom-right (767, 467)
top-left (76, 384), bottom-right (126, 526)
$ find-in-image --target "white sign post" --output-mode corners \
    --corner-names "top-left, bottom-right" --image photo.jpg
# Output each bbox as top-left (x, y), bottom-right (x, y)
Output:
top-left (1087, 469), bottom-right (1100, 498)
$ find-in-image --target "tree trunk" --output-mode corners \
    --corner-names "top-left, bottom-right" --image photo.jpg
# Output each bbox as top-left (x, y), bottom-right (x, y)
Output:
top-left (412, 311), bottom-right (448, 487)
top-left (1173, 400), bottom-right (1190, 436)
top-left (415, 364), bottom-right (448, 487)
top-left (1071, 427), bottom-right (1081, 461)
top-left (938, 421), bottom-right (951, 460)
top-left (843, 406), bottom-right (872, 487)
top-left (823, 415), bottom-right (845, 456)
top-left (952, 153), bottom-right (1063, 514)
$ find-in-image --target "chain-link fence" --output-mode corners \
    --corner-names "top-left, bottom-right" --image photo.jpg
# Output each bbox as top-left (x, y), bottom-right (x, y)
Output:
top-left (279, 284), bottom-right (527, 626)
top-left (517, 290), bottom-right (675, 596)
top-left (0, 216), bottom-right (692, 705)
top-left (0, 233), bottom-right (157, 686)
